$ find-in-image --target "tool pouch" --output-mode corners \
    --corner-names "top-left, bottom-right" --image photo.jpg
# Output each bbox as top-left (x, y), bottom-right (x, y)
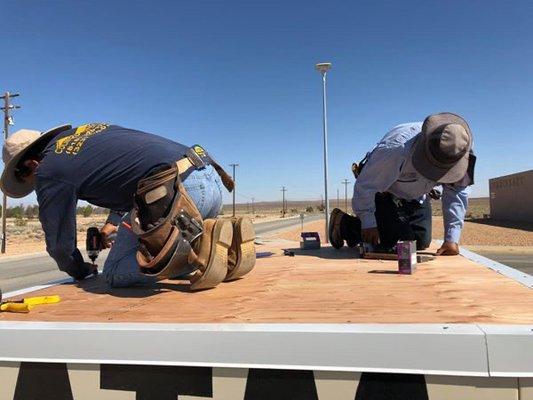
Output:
top-left (352, 152), bottom-right (370, 179)
top-left (131, 163), bottom-right (204, 279)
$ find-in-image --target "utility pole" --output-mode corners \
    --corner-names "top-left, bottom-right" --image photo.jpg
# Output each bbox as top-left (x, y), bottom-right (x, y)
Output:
top-left (1, 92), bottom-right (21, 254)
top-left (315, 62), bottom-right (332, 242)
top-left (281, 186), bottom-right (287, 218)
top-left (229, 163), bottom-right (239, 217)
top-left (342, 179), bottom-right (350, 214)
top-left (251, 197), bottom-right (255, 215)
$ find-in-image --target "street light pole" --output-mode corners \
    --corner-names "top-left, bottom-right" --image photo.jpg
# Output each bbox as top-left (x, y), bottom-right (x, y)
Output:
top-left (229, 163), bottom-right (239, 217)
top-left (315, 62), bottom-right (332, 242)
top-left (1, 92), bottom-right (21, 254)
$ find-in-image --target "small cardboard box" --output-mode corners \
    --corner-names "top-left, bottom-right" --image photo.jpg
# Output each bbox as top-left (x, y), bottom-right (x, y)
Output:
top-left (397, 240), bottom-right (417, 274)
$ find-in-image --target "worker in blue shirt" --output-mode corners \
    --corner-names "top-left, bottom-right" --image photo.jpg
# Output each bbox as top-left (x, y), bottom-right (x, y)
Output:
top-left (329, 112), bottom-right (475, 256)
top-left (1, 124), bottom-right (255, 288)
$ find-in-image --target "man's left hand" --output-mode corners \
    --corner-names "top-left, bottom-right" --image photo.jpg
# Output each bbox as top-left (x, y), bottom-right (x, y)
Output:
top-left (436, 241), bottom-right (459, 256)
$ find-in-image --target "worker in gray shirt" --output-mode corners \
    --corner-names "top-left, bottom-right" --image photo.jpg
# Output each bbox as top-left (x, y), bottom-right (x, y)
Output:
top-left (329, 112), bottom-right (475, 256)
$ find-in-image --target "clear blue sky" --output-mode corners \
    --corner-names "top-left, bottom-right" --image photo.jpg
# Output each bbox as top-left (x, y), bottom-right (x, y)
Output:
top-left (2, 0), bottom-right (532, 206)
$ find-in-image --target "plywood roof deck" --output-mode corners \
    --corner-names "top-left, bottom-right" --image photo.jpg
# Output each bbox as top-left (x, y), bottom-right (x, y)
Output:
top-left (1, 240), bottom-right (533, 324)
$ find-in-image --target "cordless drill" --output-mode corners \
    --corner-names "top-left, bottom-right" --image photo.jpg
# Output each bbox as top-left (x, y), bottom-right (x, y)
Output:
top-left (86, 227), bottom-right (117, 274)
top-left (86, 227), bottom-right (103, 265)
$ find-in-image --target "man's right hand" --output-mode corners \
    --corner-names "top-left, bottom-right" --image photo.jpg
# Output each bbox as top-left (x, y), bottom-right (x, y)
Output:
top-left (100, 223), bottom-right (118, 249)
top-left (362, 227), bottom-right (380, 245)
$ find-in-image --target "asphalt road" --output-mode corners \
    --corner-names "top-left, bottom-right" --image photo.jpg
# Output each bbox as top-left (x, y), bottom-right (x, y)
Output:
top-left (472, 251), bottom-right (533, 276)
top-left (1, 214), bottom-right (531, 293)
top-left (0, 214), bottom-right (323, 293)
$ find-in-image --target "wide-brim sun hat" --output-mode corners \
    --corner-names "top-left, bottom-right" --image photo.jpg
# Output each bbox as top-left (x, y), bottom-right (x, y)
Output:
top-left (1, 125), bottom-right (71, 198)
top-left (412, 112), bottom-right (472, 184)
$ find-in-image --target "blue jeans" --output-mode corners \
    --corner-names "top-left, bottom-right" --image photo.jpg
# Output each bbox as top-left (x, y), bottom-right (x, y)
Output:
top-left (103, 165), bottom-right (223, 288)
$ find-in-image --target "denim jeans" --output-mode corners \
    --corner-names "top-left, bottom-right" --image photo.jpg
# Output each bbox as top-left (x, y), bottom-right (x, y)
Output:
top-left (341, 192), bottom-right (432, 251)
top-left (103, 165), bottom-right (223, 288)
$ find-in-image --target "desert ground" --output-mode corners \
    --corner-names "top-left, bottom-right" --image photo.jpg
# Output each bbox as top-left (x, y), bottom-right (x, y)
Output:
top-left (268, 197), bottom-right (533, 253)
top-left (1, 197), bottom-right (532, 256)
top-left (273, 218), bottom-right (533, 249)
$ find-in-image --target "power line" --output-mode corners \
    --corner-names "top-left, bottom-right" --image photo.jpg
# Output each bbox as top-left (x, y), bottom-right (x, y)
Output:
top-left (1, 92), bottom-right (21, 254)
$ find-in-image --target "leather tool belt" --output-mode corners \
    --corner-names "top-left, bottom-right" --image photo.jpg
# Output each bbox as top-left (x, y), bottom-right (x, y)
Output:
top-left (131, 145), bottom-right (233, 278)
top-left (183, 144), bottom-right (235, 192)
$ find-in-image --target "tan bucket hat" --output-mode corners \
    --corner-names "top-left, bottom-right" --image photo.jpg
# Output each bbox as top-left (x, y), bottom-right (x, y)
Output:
top-left (1, 125), bottom-right (71, 198)
top-left (412, 112), bottom-right (473, 184)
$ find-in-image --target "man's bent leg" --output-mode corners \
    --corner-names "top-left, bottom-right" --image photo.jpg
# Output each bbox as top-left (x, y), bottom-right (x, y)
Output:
top-left (404, 197), bottom-right (432, 250)
top-left (376, 194), bottom-right (432, 250)
top-left (374, 193), bottom-right (413, 249)
top-left (103, 213), bottom-right (157, 288)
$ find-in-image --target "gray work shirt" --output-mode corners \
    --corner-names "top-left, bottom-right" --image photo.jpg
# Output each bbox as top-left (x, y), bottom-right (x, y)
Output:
top-left (353, 122), bottom-right (470, 243)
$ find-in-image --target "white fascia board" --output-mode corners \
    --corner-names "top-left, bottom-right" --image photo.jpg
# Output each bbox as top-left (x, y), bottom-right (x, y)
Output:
top-left (0, 322), bottom-right (488, 376)
top-left (479, 324), bottom-right (533, 377)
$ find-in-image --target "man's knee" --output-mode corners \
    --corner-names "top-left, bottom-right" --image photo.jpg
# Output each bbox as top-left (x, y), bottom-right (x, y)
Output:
top-left (416, 235), bottom-right (432, 250)
top-left (103, 257), bottom-right (156, 288)
top-left (104, 269), bottom-right (156, 288)
top-left (104, 269), bottom-right (131, 288)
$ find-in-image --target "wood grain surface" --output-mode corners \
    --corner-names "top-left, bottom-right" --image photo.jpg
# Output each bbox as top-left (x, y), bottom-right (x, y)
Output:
top-left (1, 240), bottom-right (532, 324)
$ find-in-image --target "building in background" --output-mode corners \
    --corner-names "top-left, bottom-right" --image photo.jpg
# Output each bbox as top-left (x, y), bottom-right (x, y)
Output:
top-left (489, 170), bottom-right (533, 222)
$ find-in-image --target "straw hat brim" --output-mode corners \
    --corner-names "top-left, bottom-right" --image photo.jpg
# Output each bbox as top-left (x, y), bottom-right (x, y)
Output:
top-left (1, 125), bottom-right (71, 198)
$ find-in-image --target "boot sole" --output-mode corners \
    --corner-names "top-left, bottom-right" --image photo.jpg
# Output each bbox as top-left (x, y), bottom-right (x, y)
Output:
top-left (190, 219), bottom-right (233, 290)
top-left (329, 208), bottom-right (345, 249)
top-left (225, 217), bottom-right (256, 281)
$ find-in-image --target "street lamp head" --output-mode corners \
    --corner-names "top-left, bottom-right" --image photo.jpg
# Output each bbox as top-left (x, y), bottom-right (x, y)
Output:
top-left (315, 62), bottom-right (332, 74)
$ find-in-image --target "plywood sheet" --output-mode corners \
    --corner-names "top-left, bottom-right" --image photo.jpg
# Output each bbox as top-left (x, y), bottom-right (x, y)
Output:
top-left (1, 241), bottom-right (532, 324)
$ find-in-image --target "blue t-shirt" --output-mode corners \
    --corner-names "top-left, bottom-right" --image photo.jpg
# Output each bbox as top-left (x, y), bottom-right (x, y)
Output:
top-left (35, 123), bottom-right (190, 278)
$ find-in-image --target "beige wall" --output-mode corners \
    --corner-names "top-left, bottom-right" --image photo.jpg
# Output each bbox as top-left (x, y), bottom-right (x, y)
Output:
top-left (490, 170), bottom-right (533, 222)
top-left (1, 361), bottom-right (532, 400)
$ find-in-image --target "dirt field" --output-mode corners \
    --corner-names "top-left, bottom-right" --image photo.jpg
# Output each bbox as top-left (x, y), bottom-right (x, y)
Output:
top-left (1, 195), bottom-right (530, 257)
top-left (0, 212), bottom-right (297, 257)
top-left (272, 218), bottom-right (533, 248)
top-left (271, 196), bottom-right (533, 248)
top-left (225, 197), bottom-right (491, 220)
top-left (432, 197), bottom-right (489, 219)
top-left (0, 215), bottom-right (109, 256)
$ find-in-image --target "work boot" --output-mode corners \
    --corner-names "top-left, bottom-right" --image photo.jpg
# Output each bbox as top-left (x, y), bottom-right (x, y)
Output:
top-left (328, 208), bottom-right (363, 249)
top-left (189, 219), bottom-right (233, 290)
top-left (329, 208), bottom-right (346, 249)
top-left (225, 217), bottom-right (256, 281)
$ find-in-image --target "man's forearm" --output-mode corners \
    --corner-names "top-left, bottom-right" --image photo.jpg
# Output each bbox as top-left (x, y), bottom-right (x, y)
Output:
top-left (442, 185), bottom-right (469, 243)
